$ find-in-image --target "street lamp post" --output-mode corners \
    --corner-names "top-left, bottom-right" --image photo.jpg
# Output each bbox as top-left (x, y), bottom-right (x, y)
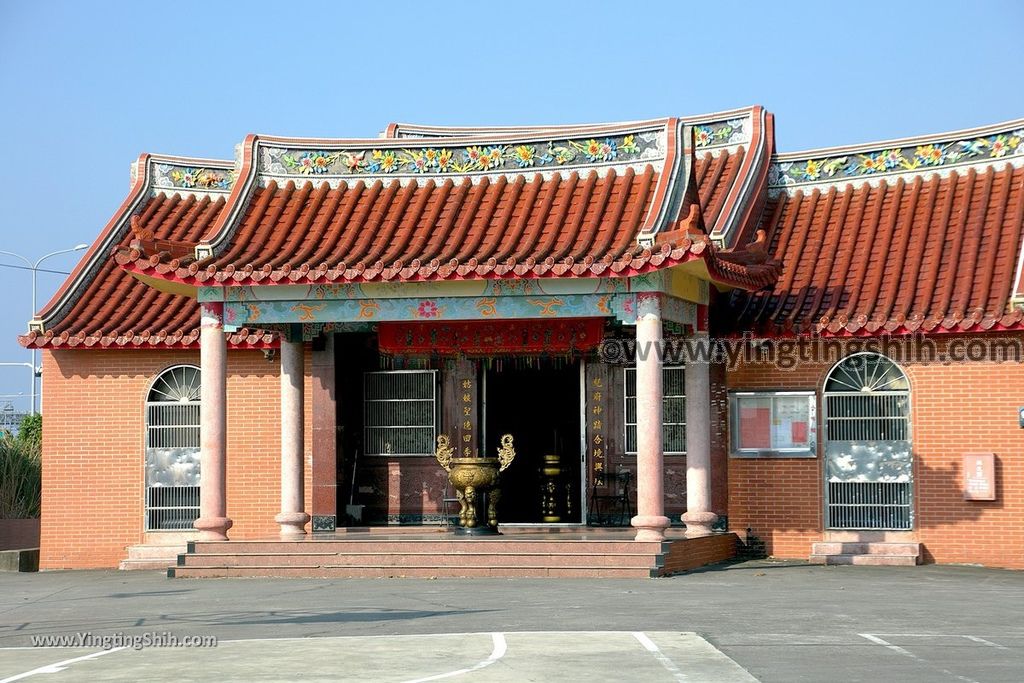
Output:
top-left (0, 363), bottom-right (33, 425)
top-left (0, 245), bottom-right (89, 414)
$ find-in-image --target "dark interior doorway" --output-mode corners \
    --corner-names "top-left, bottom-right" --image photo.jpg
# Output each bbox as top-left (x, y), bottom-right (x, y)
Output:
top-left (484, 361), bottom-right (581, 523)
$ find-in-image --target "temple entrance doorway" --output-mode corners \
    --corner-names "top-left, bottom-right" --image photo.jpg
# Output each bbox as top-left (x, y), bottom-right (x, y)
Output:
top-left (483, 360), bottom-right (583, 524)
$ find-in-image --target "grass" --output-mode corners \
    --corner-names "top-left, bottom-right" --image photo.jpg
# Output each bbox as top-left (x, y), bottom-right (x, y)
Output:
top-left (0, 415), bottom-right (42, 519)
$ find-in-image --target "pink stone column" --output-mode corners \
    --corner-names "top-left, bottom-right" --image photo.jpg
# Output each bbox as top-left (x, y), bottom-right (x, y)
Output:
top-left (276, 337), bottom-right (310, 536)
top-left (631, 293), bottom-right (671, 541)
top-left (682, 332), bottom-right (719, 536)
top-left (194, 302), bottom-right (232, 541)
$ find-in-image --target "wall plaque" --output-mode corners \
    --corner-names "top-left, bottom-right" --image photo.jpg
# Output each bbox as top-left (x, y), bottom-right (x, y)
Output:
top-left (962, 453), bottom-right (996, 501)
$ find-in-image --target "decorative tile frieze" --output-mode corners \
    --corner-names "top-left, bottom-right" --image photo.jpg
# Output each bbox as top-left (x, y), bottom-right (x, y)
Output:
top-left (153, 163), bottom-right (236, 192)
top-left (693, 116), bottom-right (749, 150)
top-left (769, 125), bottom-right (1024, 192)
top-left (259, 129), bottom-right (666, 180)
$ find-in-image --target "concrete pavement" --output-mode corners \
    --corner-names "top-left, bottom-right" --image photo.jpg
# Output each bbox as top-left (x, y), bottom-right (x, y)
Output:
top-left (1, 559), bottom-right (1021, 682)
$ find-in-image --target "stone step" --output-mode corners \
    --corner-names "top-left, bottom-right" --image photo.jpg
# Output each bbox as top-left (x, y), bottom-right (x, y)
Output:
top-left (119, 544), bottom-right (188, 570)
top-left (190, 539), bottom-right (665, 555)
top-left (118, 559), bottom-right (176, 571)
top-left (809, 553), bottom-right (919, 566)
top-left (124, 544), bottom-right (188, 560)
top-left (168, 564), bottom-right (657, 579)
top-left (178, 551), bottom-right (660, 569)
top-left (811, 542), bottom-right (921, 557)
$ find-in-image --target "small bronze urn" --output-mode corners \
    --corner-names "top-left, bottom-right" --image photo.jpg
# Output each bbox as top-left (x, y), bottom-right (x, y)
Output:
top-left (435, 434), bottom-right (515, 535)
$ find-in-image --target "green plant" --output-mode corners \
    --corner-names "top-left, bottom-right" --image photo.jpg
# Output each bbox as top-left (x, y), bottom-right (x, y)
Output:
top-left (17, 413), bottom-right (41, 449)
top-left (0, 415), bottom-right (42, 518)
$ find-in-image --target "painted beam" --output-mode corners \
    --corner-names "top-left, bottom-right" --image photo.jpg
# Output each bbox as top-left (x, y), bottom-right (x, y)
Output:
top-left (221, 291), bottom-right (696, 328)
top-left (198, 267), bottom-right (708, 306)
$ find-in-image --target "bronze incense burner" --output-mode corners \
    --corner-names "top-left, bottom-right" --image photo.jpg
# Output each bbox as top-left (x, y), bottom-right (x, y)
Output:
top-left (435, 434), bottom-right (515, 535)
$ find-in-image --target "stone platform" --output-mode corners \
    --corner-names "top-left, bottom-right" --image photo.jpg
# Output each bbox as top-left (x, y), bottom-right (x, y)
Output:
top-left (169, 528), bottom-right (739, 579)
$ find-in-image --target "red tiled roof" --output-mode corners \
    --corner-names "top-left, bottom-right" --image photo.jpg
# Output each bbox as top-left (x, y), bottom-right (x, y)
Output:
top-left (386, 106), bottom-right (775, 246)
top-left (724, 163), bottom-right (1024, 335)
top-left (117, 170), bottom-right (774, 287)
top-left (115, 119), bottom-right (778, 289)
top-left (21, 155), bottom-right (276, 350)
top-left (23, 114), bottom-right (782, 351)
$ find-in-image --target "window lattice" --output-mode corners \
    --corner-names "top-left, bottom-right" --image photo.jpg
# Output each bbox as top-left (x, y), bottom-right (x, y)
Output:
top-left (145, 365), bottom-right (201, 531)
top-left (363, 370), bottom-right (438, 456)
top-left (624, 366), bottom-right (685, 454)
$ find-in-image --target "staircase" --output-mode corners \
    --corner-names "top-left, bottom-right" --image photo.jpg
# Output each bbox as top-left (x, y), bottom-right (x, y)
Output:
top-left (170, 538), bottom-right (668, 578)
top-left (168, 532), bottom-right (739, 579)
top-left (810, 542), bottom-right (922, 566)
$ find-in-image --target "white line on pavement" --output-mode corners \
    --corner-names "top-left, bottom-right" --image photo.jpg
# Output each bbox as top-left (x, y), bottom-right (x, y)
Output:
top-left (858, 634), bottom-right (978, 683)
top-left (400, 632), bottom-right (507, 683)
top-left (962, 636), bottom-right (1009, 650)
top-left (633, 632), bottom-right (687, 682)
top-left (0, 647), bottom-right (127, 683)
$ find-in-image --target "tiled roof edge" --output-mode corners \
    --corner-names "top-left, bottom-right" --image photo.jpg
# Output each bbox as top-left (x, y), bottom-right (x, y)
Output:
top-left (31, 153), bottom-right (233, 333)
top-left (708, 106), bottom-right (772, 247)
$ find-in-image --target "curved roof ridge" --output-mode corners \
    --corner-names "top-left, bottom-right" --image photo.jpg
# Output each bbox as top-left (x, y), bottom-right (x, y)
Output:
top-left (195, 121), bottom-right (678, 256)
top-left (775, 116), bottom-right (1024, 162)
top-left (248, 119), bottom-right (670, 148)
top-left (388, 106), bottom-right (775, 252)
top-left (31, 152), bottom-right (233, 330)
top-left (769, 117), bottom-right (1024, 192)
top-left (387, 105), bottom-right (763, 138)
top-left (22, 151), bottom-right (275, 350)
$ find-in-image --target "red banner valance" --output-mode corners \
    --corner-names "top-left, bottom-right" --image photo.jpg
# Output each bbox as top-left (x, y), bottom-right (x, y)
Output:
top-left (378, 318), bottom-right (605, 356)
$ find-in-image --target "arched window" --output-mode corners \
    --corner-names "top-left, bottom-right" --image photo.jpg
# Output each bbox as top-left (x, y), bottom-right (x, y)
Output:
top-left (145, 365), bottom-right (201, 531)
top-left (823, 353), bottom-right (913, 530)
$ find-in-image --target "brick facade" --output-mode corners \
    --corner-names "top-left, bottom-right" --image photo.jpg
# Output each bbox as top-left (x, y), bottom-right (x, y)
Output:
top-left (40, 348), bottom-right (312, 570)
top-left (39, 337), bottom-right (1024, 570)
top-left (726, 338), bottom-right (1024, 568)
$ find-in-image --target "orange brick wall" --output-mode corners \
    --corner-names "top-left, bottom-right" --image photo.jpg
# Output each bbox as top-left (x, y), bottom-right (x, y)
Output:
top-left (726, 339), bottom-right (1024, 568)
top-left (661, 533), bottom-right (739, 574)
top-left (726, 358), bottom-right (825, 558)
top-left (910, 358), bottom-right (1024, 568)
top-left (40, 338), bottom-right (1024, 570)
top-left (41, 348), bottom-right (312, 570)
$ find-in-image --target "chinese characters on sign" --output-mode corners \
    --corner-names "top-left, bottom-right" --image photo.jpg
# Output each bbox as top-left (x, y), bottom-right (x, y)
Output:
top-left (962, 453), bottom-right (996, 501)
top-left (461, 377), bottom-right (474, 457)
top-left (590, 374), bottom-right (605, 486)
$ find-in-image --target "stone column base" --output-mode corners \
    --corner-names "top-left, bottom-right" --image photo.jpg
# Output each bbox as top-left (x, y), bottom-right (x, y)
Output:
top-left (631, 514), bottom-right (671, 541)
top-left (682, 511), bottom-right (719, 537)
top-left (194, 516), bottom-right (233, 541)
top-left (275, 511), bottom-right (311, 537)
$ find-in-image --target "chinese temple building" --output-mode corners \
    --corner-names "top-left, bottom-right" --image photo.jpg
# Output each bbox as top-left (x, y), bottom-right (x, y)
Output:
top-left (22, 106), bottom-right (1024, 575)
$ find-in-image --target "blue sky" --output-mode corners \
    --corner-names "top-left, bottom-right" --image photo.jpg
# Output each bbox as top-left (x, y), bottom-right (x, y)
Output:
top-left (0, 0), bottom-right (1022, 412)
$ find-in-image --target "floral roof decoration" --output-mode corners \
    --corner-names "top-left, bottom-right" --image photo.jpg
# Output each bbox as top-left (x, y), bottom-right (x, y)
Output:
top-left (259, 128), bottom-right (665, 180)
top-left (692, 116), bottom-right (749, 150)
top-left (153, 163), bottom-right (236, 192)
top-left (769, 123), bottom-right (1024, 192)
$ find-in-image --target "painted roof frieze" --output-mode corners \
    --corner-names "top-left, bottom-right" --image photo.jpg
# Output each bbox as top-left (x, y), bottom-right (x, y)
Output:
top-left (152, 162), bottom-right (237, 193)
top-left (693, 116), bottom-right (749, 150)
top-left (769, 124), bottom-right (1024, 192)
top-left (258, 129), bottom-right (667, 181)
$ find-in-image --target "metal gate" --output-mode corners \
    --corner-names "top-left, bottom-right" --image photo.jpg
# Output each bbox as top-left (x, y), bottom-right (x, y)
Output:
top-left (363, 370), bottom-right (438, 456)
top-left (145, 365), bottom-right (201, 531)
top-left (823, 353), bottom-right (913, 530)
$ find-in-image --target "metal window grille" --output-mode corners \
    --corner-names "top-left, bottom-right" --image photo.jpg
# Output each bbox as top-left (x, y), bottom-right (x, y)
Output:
top-left (824, 353), bottom-right (913, 530)
top-left (145, 365), bottom-right (202, 531)
top-left (363, 370), bottom-right (438, 456)
top-left (624, 365), bottom-right (685, 454)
